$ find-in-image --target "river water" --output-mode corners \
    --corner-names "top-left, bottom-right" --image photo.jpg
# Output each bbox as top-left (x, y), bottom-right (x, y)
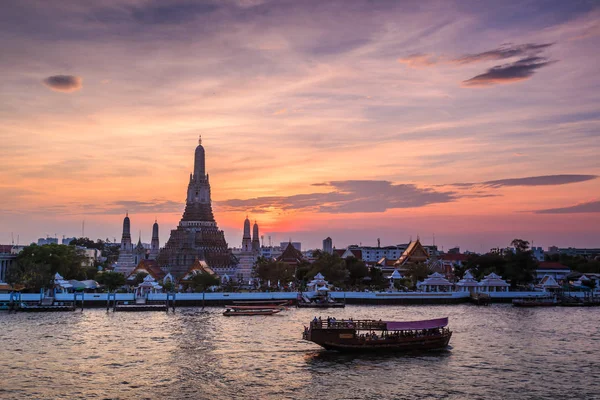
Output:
top-left (0, 305), bottom-right (599, 399)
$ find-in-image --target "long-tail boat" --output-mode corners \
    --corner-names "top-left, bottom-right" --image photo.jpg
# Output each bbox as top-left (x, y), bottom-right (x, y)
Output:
top-left (223, 308), bottom-right (282, 316)
top-left (302, 317), bottom-right (452, 352)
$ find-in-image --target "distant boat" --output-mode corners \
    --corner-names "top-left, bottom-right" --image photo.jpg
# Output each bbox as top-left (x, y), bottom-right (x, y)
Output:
top-left (227, 305), bottom-right (287, 310)
top-left (303, 317), bottom-right (452, 352)
top-left (296, 293), bottom-right (345, 308)
top-left (223, 308), bottom-right (282, 316)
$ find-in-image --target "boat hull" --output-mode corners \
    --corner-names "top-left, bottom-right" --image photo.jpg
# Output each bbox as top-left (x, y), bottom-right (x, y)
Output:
top-left (306, 328), bottom-right (452, 352)
top-left (297, 302), bottom-right (345, 308)
top-left (223, 309), bottom-right (281, 316)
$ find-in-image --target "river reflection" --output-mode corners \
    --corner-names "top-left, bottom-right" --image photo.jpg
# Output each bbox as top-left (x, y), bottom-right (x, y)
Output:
top-left (0, 305), bottom-right (599, 399)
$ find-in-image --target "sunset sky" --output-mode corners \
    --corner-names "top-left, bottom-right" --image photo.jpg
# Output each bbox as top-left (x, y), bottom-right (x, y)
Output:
top-left (1, 0), bottom-right (599, 252)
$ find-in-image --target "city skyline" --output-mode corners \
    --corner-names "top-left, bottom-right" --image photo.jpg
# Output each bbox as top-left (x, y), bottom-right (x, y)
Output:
top-left (1, 0), bottom-right (599, 251)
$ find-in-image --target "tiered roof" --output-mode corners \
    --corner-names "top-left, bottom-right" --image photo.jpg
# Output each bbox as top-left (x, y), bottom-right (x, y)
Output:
top-left (538, 275), bottom-right (560, 288)
top-left (479, 272), bottom-right (510, 287)
top-left (395, 239), bottom-right (429, 266)
top-left (418, 272), bottom-right (453, 287)
top-left (456, 271), bottom-right (479, 287)
top-left (127, 260), bottom-right (166, 281)
top-left (181, 258), bottom-right (216, 281)
top-left (277, 242), bottom-right (304, 265)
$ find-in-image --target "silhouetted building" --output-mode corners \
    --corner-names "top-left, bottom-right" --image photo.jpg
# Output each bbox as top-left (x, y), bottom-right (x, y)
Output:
top-left (157, 137), bottom-right (237, 278)
top-left (323, 237), bottom-right (333, 254)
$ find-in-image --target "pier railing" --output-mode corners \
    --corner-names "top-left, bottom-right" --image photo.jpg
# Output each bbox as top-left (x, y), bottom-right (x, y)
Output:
top-left (310, 319), bottom-right (386, 330)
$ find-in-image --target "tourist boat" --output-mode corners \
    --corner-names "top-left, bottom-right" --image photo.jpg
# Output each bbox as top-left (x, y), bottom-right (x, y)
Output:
top-left (303, 317), bottom-right (452, 352)
top-left (512, 296), bottom-right (558, 307)
top-left (223, 308), bottom-right (282, 316)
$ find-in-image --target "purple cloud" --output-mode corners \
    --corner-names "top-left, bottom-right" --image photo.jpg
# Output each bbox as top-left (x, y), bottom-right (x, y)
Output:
top-left (462, 56), bottom-right (554, 87)
top-left (482, 174), bottom-right (596, 187)
top-left (454, 43), bottom-right (553, 64)
top-left (219, 180), bottom-right (456, 214)
top-left (42, 75), bottom-right (82, 92)
top-left (534, 200), bottom-right (600, 214)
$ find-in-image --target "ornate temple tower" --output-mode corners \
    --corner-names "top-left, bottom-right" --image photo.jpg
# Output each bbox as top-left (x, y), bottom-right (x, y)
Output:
top-left (252, 221), bottom-right (260, 252)
top-left (242, 217), bottom-right (252, 252)
top-left (157, 136), bottom-right (237, 278)
top-left (149, 219), bottom-right (159, 260)
top-left (115, 213), bottom-right (135, 274)
top-left (133, 233), bottom-right (146, 265)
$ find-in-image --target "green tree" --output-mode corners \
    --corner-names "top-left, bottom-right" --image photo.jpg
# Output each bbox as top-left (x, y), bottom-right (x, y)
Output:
top-left (255, 258), bottom-right (295, 286)
top-left (9, 244), bottom-right (87, 291)
top-left (367, 266), bottom-right (388, 289)
top-left (463, 253), bottom-right (506, 279)
top-left (345, 257), bottom-right (368, 286)
top-left (504, 238), bottom-right (537, 287)
top-left (96, 271), bottom-right (126, 292)
top-left (6, 257), bottom-right (52, 292)
top-left (405, 262), bottom-right (430, 286)
top-left (307, 252), bottom-right (348, 286)
top-left (162, 281), bottom-right (175, 292)
top-left (69, 237), bottom-right (104, 250)
top-left (133, 272), bottom-right (149, 285)
top-left (452, 263), bottom-right (468, 281)
top-left (190, 273), bottom-right (220, 292)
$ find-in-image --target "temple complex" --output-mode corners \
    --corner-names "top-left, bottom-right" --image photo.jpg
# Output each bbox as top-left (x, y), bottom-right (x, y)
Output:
top-left (156, 137), bottom-right (237, 278)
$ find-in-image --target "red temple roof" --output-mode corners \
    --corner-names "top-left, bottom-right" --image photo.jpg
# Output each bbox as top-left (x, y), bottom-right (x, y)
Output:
top-left (537, 262), bottom-right (570, 270)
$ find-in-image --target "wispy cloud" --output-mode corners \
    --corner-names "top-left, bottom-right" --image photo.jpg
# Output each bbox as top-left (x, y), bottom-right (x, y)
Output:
top-left (534, 200), bottom-right (600, 214)
top-left (483, 174), bottom-right (596, 187)
top-left (87, 200), bottom-right (183, 215)
top-left (398, 53), bottom-right (438, 68)
top-left (220, 180), bottom-right (457, 214)
top-left (454, 43), bottom-right (553, 64)
top-left (462, 56), bottom-right (555, 87)
top-left (449, 174), bottom-right (597, 188)
top-left (42, 75), bottom-right (82, 92)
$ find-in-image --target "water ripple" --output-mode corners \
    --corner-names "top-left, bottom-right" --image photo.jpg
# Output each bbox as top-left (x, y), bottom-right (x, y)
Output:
top-left (1, 305), bottom-right (599, 399)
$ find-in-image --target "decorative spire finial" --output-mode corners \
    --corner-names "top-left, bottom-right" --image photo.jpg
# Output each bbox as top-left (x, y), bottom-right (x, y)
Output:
top-left (199, 135), bottom-right (202, 145)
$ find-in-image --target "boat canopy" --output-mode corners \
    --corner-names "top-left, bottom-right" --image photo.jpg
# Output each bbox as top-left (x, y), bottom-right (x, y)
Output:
top-left (385, 317), bottom-right (448, 331)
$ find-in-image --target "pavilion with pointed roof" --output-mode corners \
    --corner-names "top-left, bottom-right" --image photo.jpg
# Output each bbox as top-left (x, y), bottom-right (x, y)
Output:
top-left (478, 272), bottom-right (510, 292)
top-left (538, 275), bottom-right (560, 290)
top-left (134, 274), bottom-right (163, 297)
top-left (417, 272), bottom-right (453, 292)
top-left (455, 271), bottom-right (480, 293)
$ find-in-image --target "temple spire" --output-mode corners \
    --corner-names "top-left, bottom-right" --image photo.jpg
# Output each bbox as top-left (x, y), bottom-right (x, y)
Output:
top-left (193, 135), bottom-right (206, 179)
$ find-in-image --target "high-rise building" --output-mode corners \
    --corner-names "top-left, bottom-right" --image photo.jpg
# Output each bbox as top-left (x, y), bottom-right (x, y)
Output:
top-left (157, 137), bottom-right (237, 278)
top-left (323, 237), bottom-right (333, 254)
